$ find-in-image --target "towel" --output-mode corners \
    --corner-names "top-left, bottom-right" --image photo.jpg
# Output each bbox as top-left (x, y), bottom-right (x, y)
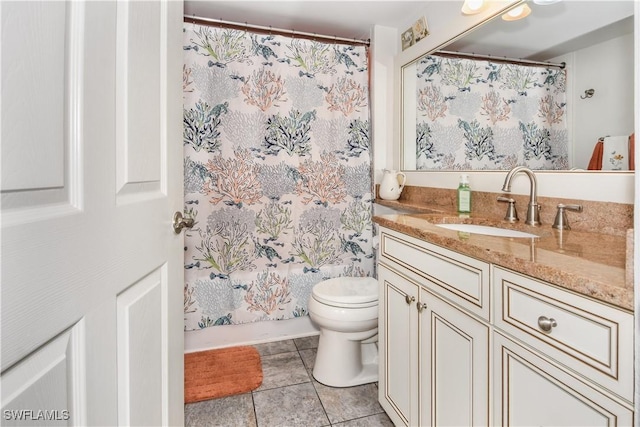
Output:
top-left (587, 134), bottom-right (635, 170)
top-left (587, 140), bottom-right (604, 170)
top-left (601, 136), bottom-right (629, 170)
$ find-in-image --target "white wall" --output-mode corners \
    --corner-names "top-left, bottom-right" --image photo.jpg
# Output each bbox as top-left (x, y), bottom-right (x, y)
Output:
top-left (371, 25), bottom-right (397, 185)
top-left (552, 32), bottom-right (635, 170)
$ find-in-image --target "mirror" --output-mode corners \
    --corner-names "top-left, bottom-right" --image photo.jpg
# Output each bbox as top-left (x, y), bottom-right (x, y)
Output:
top-left (400, 1), bottom-right (635, 172)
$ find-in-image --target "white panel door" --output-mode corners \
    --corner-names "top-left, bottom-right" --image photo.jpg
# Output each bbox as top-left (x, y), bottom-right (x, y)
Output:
top-left (1, 1), bottom-right (184, 425)
top-left (378, 264), bottom-right (419, 427)
top-left (420, 288), bottom-right (490, 427)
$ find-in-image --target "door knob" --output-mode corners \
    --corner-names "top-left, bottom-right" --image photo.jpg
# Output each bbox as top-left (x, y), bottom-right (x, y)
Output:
top-left (173, 211), bottom-right (194, 234)
top-left (405, 295), bottom-right (416, 305)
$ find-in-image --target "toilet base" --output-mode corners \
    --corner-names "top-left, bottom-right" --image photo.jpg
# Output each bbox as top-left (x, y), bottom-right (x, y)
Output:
top-left (313, 360), bottom-right (378, 388)
top-left (312, 330), bottom-right (378, 388)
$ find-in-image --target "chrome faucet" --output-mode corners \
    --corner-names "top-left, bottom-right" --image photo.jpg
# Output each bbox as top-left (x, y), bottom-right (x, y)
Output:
top-left (501, 166), bottom-right (541, 226)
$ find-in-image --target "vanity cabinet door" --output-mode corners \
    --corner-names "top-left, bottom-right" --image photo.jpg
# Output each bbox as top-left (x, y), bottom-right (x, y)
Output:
top-left (378, 264), bottom-right (419, 426)
top-left (420, 287), bottom-right (490, 427)
top-left (493, 331), bottom-right (633, 427)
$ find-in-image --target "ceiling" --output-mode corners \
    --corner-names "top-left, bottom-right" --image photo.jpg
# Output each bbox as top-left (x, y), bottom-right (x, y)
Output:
top-left (183, 1), bottom-right (635, 59)
top-left (446, 1), bottom-right (634, 61)
top-left (183, 1), bottom-right (430, 41)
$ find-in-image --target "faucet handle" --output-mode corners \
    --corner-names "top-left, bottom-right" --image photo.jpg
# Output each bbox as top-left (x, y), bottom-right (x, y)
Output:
top-left (552, 204), bottom-right (583, 230)
top-left (497, 196), bottom-right (519, 222)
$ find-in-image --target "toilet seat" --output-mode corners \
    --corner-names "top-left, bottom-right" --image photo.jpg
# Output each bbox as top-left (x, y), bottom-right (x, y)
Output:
top-left (312, 277), bottom-right (378, 308)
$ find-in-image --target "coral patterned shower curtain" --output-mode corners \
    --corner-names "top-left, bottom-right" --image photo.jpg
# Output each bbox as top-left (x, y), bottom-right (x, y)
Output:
top-left (414, 55), bottom-right (568, 170)
top-left (182, 23), bottom-right (373, 331)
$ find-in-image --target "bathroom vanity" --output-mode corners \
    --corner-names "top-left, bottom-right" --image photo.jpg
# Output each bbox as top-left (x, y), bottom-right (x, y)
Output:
top-left (375, 0), bottom-right (636, 423)
top-left (374, 212), bottom-right (634, 426)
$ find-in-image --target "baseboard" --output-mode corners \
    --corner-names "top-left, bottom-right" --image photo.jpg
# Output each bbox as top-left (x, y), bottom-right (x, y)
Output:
top-left (184, 316), bottom-right (320, 353)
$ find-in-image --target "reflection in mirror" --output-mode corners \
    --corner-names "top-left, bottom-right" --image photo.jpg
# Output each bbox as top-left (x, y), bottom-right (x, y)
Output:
top-left (401, 1), bottom-right (635, 172)
top-left (404, 54), bottom-right (568, 171)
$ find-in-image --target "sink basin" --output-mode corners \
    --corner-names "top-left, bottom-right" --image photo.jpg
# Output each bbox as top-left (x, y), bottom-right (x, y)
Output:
top-left (373, 204), bottom-right (416, 215)
top-left (435, 223), bottom-right (538, 238)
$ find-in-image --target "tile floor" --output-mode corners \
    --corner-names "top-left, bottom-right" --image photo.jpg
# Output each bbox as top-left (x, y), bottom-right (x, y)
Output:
top-left (184, 336), bottom-right (394, 427)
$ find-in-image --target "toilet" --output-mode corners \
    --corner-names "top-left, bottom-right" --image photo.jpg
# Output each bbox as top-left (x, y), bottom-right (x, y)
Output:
top-left (308, 276), bottom-right (379, 387)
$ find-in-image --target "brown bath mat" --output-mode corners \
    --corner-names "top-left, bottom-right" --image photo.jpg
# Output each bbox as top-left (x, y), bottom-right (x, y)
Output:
top-left (184, 346), bottom-right (263, 403)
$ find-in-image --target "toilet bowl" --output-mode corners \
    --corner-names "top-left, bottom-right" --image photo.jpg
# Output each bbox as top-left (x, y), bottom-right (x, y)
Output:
top-left (308, 276), bottom-right (379, 387)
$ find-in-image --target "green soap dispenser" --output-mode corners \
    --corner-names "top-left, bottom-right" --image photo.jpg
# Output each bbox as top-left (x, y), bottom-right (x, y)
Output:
top-left (457, 174), bottom-right (471, 214)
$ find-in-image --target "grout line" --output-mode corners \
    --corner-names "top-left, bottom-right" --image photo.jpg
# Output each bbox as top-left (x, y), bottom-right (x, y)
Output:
top-left (253, 378), bottom-right (313, 394)
top-left (250, 391), bottom-right (259, 427)
top-left (305, 348), bottom-right (333, 426)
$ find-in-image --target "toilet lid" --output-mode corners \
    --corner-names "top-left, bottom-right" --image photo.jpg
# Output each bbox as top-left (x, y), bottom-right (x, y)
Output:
top-left (312, 277), bottom-right (378, 308)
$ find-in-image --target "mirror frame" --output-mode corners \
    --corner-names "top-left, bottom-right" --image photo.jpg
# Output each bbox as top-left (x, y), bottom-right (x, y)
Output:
top-left (389, 0), bottom-right (635, 204)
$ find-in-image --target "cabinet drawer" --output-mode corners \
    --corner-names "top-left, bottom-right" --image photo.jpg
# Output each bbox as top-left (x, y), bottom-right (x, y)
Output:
top-left (379, 228), bottom-right (490, 320)
top-left (493, 266), bottom-right (634, 402)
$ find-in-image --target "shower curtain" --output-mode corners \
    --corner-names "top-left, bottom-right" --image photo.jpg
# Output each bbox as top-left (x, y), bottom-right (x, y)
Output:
top-left (182, 24), bottom-right (373, 331)
top-left (414, 55), bottom-right (568, 170)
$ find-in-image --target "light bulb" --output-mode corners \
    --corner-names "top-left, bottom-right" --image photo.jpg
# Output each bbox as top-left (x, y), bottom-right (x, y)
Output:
top-left (502, 3), bottom-right (532, 21)
top-left (507, 5), bottom-right (524, 17)
top-left (467, 0), bottom-right (484, 11)
top-left (461, 0), bottom-right (485, 15)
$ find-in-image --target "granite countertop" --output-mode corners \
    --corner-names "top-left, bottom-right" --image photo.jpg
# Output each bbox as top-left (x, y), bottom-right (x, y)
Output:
top-left (373, 200), bottom-right (633, 312)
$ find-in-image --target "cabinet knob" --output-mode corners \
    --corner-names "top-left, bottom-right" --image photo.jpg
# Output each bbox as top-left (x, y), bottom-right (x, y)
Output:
top-left (405, 295), bottom-right (416, 305)
top-left (537, 316), bottom-right (558, 332)
top-left (417, 302), bottom-right (428, 313)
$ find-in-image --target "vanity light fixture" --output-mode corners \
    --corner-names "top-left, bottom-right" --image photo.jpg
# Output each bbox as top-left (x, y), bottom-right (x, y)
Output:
top-left (461, 0), bottom-right (486, 15)
top-left (502, 3), bottom-right (532, 21)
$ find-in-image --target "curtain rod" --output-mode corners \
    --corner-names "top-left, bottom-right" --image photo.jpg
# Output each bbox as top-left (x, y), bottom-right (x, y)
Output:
top-left (184, 15), bottom-right (370, 47)
top-left (435, 50), bottom-right (566, 69)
